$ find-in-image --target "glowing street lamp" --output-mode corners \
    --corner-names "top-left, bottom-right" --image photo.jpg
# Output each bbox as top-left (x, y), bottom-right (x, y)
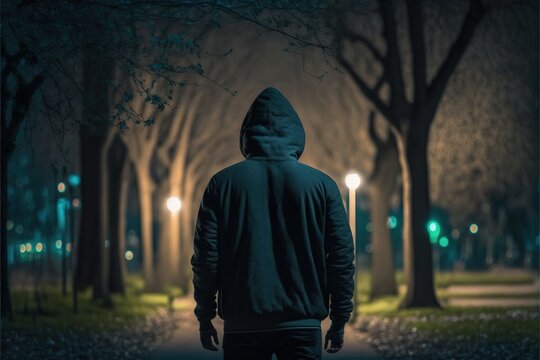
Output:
top-left (345, 173), bottom-right (361, 243)
top-left (166, 196), bottom-right (182, 214)
top-left (344, 172), bottom-right (361, 323)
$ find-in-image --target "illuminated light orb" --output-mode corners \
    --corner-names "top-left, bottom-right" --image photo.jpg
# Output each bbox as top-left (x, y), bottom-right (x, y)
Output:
top-left (68, 173), bottom-right (81, 187)
top-left (55, 240), bottom-right (62, 249)
top-left (125, 250), bottom-right (134, 261)
top-left (6, 220), bottom-right (14, 231)
top-left (36, 242), bottom-right (44, 252)
top-left (19, 244), bottom-right (26, 254)
top-left (66, 243), bottom-right (72, 252)
top-left (25, 243), bottom-right (32, 252)
top-left (469, 224), bottom-right (479, 234)
top-left (57, 182), bottom-right (66, 193)
top-left (166, 196), bottom-right (182, 213)
top-left (439, 237), bottom-right (449, 248)
top-left (387, 216), bottom-right (397, 229)
top-left (345, 173), bottom-right (361, 190)
top-left (72, 198), bottom-right (81, 208)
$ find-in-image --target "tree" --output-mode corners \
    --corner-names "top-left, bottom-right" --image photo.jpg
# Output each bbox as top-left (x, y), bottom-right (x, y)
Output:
top-left (1, 0), bottom-right (241, 311)
top-left (365, 112), bottom-right (399, 298)
top-left (333, 0), bottom-right (489, 307)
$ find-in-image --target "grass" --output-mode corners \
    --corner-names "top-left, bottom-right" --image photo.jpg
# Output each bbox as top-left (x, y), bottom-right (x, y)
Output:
top-left (356, 270), bottom-right (537, 290)
top-left (354, 270), bottom-right (539, 343)
top-left (433, 271), bottom-right (537, 287)
top-left (5, 275), bottom-right (173, 332)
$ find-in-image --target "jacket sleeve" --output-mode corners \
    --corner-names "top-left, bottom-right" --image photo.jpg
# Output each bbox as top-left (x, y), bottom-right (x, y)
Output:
top-left (324, 180), bottom-right (355, 324)
top-left (191, 176), bottom-right (220, 322)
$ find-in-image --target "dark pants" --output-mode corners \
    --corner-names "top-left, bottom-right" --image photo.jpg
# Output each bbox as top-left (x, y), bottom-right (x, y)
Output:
top-left (223, 328), bottom-right (322, 360)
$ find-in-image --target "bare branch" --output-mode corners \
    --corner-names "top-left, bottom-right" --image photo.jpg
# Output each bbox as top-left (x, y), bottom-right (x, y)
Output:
top-left (406, 0), bottom-right (427, 105)
top-left (336, 46), bottom-right (392, 121)
top-left (380, 0), bottom-right (407, 109)
top-left (343, 31), bottom-right (384, 63)
top-left (427, 0), bottom-right (486, 122)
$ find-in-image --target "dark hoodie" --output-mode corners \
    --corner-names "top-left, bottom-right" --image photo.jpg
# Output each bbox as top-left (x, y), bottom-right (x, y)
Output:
top-left (191, 87), bottom-right (355, 333)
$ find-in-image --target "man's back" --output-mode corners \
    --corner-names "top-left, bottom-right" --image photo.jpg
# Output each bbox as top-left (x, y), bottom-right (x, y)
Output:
top-left (191, 87), bottom-right (355, 357)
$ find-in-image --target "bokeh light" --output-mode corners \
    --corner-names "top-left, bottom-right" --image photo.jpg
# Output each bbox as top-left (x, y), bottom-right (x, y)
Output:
top-left (125, 250), bottom-right (134, 261)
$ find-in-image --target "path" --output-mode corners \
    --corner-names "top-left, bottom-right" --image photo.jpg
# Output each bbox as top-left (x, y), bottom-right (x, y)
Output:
top-left (147, 299), bottom-right (381, 360)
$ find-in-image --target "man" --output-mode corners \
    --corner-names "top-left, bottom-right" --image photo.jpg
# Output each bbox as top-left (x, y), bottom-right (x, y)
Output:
top-left (191, 87), bottom-right (355, 359)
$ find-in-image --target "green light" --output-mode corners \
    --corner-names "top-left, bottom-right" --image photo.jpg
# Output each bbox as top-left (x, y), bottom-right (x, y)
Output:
top-left (387, 216), bottom-right (397, 229)
top-left (68, 174), bottom-right (81, 187)
top-left (19, 244), bottom-right (26, 254)
top-left (439, 237), bottom-right (449, 247)
top-left (55, 240), bottom-right (62, 249)
top-left (469, 223), bottom-right (478, 234)
top-left (427, 220), bottom-right (441, 243)
top-left (36, 242), bottom-right (44, 252)
top-left (57, 182), bottom-right (66, 193)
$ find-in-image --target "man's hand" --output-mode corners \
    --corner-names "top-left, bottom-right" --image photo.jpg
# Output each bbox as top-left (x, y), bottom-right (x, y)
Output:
top-left (199, 319), bottom-right (220, 351)
top-left (324, 321), bottom-right (345, 353)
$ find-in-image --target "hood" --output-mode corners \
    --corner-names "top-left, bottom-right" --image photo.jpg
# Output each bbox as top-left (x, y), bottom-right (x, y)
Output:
top-left (240, 87), bottom-right (305, 160)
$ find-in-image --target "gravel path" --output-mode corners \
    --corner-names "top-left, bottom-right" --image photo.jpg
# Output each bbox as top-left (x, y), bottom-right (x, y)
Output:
top-left (1, 308), bottom-right (178, 360)
top-left (356, 309), bottom-right (539, 360)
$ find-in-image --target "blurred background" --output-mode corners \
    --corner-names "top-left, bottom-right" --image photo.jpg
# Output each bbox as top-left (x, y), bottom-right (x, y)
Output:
top-left (1, 0), bottom-right (538, 359)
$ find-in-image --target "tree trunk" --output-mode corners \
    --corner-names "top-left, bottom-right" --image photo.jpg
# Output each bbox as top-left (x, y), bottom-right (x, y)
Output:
top-left (97, 131), bottom-right (115, 306)
top-left (369, 187), bottom-right (398, 298)
top-left (178, 194), bottom-right (193, 293)
top-left (368, 124), bottom-right (399, 299)
top-left (108, 137), bottom-right (127, 294)
top-left (116, 156), bottom-right (130, 288)
top-left (135, 167), bottom-right (155, 289)
top-left (76, 126), bottom-right (104, 295)
top-left (396, 127), bottom-right (440, 308)
top-left (157, 183), bottom-right (173, 290)
top-left (1, 142), bottom-right (13, 319)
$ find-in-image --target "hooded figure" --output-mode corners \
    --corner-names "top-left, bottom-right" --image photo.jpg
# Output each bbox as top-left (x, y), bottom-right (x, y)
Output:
top-left (191, 87), bottom-right (355, 359)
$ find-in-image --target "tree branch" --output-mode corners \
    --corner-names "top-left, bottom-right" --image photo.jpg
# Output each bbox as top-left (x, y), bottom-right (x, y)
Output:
top-left (380, 0), bottom-right (407, 110)
top-left (367, 110), bottom-right (383, 148)
top-left (8, 74), bottom-right (45, 147)
top-left (337, 48), bottom-right (393, 122)
top-left (406, 0), bottom-right (427, 105)
top-left (343, 31), bottom-right (384, 63)
top-left (426, 0), bottom-right (486, 121)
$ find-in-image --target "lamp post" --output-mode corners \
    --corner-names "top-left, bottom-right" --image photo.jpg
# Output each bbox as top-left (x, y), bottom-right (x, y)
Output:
top-left (166, 196), bottom-right (182, 214)
top-left (166, 196), bottom-right (182, 284)
top-left (345, 172), bottom-right (361, 323)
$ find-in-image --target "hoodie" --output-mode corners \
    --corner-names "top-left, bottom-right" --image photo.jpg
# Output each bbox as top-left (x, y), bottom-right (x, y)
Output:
top-left (191, 87), bottom-right (355, 333)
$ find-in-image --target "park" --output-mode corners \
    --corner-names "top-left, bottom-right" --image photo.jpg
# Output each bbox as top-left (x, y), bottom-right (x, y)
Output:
top-left (1, 0), bottom-right (538, 359)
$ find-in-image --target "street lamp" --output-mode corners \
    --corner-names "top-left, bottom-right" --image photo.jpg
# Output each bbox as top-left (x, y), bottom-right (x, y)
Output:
top-left (345, 173), bottom-right (361, 243)
top-left (345, 172), bottom-right (361, 324)
top-left (166, 196), bottom-right (182, 213)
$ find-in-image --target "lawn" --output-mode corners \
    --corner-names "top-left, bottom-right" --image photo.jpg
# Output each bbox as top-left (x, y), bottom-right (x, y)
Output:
top-left (4, 275), bottom-right (176, 332)
top-left (354, 270), bottom-right (539, 348)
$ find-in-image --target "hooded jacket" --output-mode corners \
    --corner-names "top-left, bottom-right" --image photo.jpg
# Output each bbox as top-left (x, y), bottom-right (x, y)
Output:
top-left (191, 87), bottom-right (355, 333)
